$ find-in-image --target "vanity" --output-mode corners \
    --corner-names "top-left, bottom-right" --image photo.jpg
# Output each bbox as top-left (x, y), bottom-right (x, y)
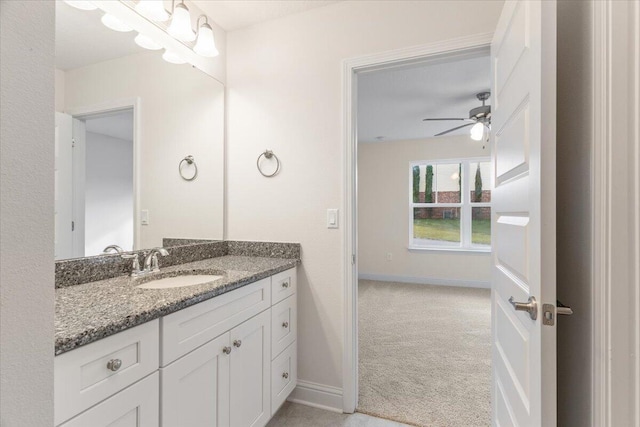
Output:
top-left (54, 243), bottom-right (299, 427)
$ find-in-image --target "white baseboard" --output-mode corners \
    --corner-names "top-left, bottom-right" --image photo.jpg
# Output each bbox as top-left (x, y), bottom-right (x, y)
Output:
top-left (287, 380), bottom-right (343, 413)
top-left (358, 273), bottom-right (490, 289)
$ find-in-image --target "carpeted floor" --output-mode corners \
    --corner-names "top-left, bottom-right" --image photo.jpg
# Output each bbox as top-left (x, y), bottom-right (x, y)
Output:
top-left (357, 280), bottom-right (491, 427)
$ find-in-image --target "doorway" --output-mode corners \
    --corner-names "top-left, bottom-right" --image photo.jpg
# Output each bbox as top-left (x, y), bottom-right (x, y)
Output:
top-left (353, 49), bottom-right (492, 426)
top-left (343, 34), bottom-right (491, 420)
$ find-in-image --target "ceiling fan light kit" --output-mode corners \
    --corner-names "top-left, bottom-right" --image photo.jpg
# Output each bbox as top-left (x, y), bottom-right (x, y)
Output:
top-left (423, 91), bottom-right (492, 142)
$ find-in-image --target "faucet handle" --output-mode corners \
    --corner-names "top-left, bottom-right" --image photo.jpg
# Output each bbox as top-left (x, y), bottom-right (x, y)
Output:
top-left (121, 253), bottom-right (141, 277)
top-left (151, 253), bottom-right (160, 272)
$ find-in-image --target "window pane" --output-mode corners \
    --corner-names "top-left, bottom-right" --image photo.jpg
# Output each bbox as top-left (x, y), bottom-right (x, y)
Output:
top-left (435, 163), bottom-right (461, 203)
top-left (413, 207), bottom-right (461, 246)
top-left (472, 207), bottom-right (491, 246)
top-left (414, 164), bottom-right (435, 203)
top-left (469, 161), bottom-right (491, 203)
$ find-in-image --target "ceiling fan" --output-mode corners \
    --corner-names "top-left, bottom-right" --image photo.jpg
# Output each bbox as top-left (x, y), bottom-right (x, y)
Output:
top-left (423, 91), bottom-right (491, 141)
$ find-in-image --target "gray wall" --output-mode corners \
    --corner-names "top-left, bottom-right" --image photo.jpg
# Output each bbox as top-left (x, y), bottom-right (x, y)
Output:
top-left (0, 1), bottom-right (55, 426)
top-left (556, 1), bottom-right (593, 425)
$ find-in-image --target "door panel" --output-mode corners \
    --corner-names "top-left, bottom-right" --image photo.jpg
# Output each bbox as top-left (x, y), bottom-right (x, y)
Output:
top-left (161, 332), bottom-right (230, 427)
top-left (230, 311), bottom-right (271, 427)
top-left (491, 1), bottom-right (557, 426)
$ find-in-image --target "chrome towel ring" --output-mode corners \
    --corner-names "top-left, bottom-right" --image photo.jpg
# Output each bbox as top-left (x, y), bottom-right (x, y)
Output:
top-left (179, 155), bottom-right (198, 181)
top-left (257, 150), bottom-right (280, 177)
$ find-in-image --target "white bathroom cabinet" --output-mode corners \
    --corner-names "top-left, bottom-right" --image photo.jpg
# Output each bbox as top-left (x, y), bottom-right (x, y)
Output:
top-left (55, 267), bottom-right (297, 427)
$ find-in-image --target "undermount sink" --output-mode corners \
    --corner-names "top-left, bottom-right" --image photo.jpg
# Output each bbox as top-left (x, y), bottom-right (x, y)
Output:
top-left (136, 274), bottom-right (223, 290)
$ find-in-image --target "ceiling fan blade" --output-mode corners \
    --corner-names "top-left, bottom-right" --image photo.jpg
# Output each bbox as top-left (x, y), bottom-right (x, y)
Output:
top-left (422, 118), bottom-right (472, 122)
top-left (434, 122), bottom-right (475, 137)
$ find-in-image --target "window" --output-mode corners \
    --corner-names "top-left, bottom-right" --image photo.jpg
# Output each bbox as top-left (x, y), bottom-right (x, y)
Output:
top-left (410, 159), bottom-right (491, 251)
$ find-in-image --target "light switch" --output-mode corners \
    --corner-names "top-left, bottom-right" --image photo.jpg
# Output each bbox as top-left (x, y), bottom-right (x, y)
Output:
top-left (141, 210), bottom-right (149, 225)
top-left (327, 209), bottom-right (339, 229)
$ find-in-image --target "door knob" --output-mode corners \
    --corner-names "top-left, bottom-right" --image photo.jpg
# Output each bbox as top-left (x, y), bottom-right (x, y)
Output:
top-left (222, 346), bottom-right (232, 355)
top-left (233, 340), bottom-right (242, 348)
top-left (508, 296), bottom-right (538, 320)
top-left (106, 359), bottom-right (122, 371)
top-left (556, 300), bottom-right (573, 316)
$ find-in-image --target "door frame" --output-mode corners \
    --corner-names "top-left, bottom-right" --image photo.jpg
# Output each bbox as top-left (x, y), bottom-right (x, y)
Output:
top-left (341, 32), bottom-right (494, 413)
top-left (66, 97), bottom-right (142, 252)
top-left (591, 1), bottom-right (640, 425)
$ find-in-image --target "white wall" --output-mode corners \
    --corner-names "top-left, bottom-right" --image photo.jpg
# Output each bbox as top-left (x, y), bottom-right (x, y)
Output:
top-left (0, 1), bottom-right (55, 426)
top-left (85, 131), bottom-right (134, 256)
top-left (226, 0), bottom-right (503, 394)
top-left (55, 68), bottom-right (65, 112)
top-left (358, 136), bottom-right (491, 286)
top-left (62, 52), bottom-right (225, 249)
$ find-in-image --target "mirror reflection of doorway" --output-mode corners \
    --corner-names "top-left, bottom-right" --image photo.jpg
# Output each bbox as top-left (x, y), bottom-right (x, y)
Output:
top-left (54, 108), bottom-right (134, 259)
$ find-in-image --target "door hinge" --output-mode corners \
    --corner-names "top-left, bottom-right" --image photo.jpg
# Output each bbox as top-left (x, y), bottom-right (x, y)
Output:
top-left (352, 254), bottom-right (356, 265)
top-left (71, 221), bottom-right (75, 232)
top-left (72, 138), bottom-right (76, 148)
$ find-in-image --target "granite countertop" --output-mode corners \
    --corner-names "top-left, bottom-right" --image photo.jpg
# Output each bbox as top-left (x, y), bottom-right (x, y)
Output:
top-left (55, 255), bottom-right (298, 355)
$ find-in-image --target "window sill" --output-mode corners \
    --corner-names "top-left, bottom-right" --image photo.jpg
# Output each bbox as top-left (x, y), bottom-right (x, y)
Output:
top-left (407, 245), bottom-right (491, 254)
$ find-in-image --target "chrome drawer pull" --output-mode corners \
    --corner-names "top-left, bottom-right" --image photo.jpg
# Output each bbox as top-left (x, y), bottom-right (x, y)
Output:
top-left (282, 372), bottom-right (289, 379)
top-left (233, 340), bottom-right (242, 348)
top-left (222, 346), bottom-right (232, 355)
top-left (106, 359), bottom-right (122, 372)
top-left (282, 321), bottom-right (289, 328)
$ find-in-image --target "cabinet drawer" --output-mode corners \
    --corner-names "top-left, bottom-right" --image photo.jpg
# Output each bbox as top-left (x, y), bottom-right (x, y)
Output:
top-left (271, 341), bottom-right (297, 415)
top-left (54, 320), bottom-right (159, 426)
top-left (271, 294), bottom-right (297, 359)
top-left (271, 268), bottom-right (296, 305)
top-left (59, 372), bottom-right (159, 427)
top-left (161, 278), bottom-right (271, 366)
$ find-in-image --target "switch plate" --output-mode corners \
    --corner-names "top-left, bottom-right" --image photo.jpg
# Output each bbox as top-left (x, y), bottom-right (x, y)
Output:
top-left (327, 209), bottom-right (339, 229)
top-left (141, 210), bottom-right (149, 225)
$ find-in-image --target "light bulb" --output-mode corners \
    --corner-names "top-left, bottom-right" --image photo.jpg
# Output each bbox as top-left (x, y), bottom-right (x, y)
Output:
top-left (470, 122), bottom-right (484, 141)
top-left (194, 23), bottom-right (219, 57)
top-left (63, 1), bottom-right (97, 11)
top-left (167, 2), bottom-right (195, 42)
top-left (135, 0), bottom-right (169, 22)
top-left (135, 34), bottom-right (162, 50)
top-left (162, 49), bottom-right (186, 64)
top-left (101, 14), bottom-right (133, 32)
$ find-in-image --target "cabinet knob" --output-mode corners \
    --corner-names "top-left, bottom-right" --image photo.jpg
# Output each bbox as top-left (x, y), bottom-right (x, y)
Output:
top-left (282, 372), bottom-right (289, 379)
top-left (281, 281), bottom-right (289, 289)
top-left (222, 346), bottom-right (232, 355)
top-left (106, 359), bottom-right (122, 372)
top-left (282, 321), bottom-right (289, 328)
top-left (233, 340), bottom-right (242, 348)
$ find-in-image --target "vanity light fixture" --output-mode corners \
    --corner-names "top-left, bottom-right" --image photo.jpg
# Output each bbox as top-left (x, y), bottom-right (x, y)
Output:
top-left (101, 13), bottom-right (134, 32)
top-left (135, 33), bottom-right (162, 50)
top-left (162, 49), bottom-right (187, 64)
top-left (135, 0), bottom-right (169, 22)
top-left (63, 0), bottom-right (97, 11)
top-left (167, 1), bottom-right (195, 42)
top-left (193, 16), bottom-right (219, 58)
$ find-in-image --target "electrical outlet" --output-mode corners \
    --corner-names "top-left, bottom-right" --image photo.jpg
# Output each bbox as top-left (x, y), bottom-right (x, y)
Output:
top-left (386, 252), bottom-right (392, 261)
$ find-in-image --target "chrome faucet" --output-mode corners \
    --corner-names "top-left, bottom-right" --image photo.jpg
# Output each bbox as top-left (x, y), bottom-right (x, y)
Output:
top-left (142, 248), bottom-right (170, 274)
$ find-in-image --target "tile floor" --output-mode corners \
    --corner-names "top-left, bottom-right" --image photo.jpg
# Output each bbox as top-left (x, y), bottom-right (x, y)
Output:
top-left (267, 402), bottom-right (411, 427)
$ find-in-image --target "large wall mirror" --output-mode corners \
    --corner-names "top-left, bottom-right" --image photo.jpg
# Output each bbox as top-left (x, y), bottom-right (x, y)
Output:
top-left (55, 1), bottom-right (224, 260)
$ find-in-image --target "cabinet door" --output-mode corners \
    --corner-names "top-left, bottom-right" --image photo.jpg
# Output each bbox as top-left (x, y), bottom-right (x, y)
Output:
top-left (230, 311), bottom-right (271, 427)
top-left (59, 373), bottom-right (159, 427)
top-left (161, 332), bottom-right (231, 427)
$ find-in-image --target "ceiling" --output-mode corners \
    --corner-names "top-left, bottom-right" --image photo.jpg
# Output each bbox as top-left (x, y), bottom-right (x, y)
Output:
top-left (85, 111), bottom-right (134, 142)
top-left (192, 0), bottom-right (340, 31)
top-left (55, 1), bottom-right (147, 70)
top-left (357, 53), bottom-right (491, 143)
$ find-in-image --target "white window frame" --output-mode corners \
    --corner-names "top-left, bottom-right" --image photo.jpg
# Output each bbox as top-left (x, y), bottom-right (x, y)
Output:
top-left (408, 157), bottom-right (491, 253)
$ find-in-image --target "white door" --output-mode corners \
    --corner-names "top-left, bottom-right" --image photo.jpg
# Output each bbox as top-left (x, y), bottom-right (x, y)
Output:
top-left (55, 112), bottom-right (73, 259)
top-left (491, 1), bottom-right (557, 426)
top-left (161, 332), bottom-right (231, 427)
top-left (229, 310), bottom-right (271, 427)
top-left (59, 373), bottom-right (159, 427)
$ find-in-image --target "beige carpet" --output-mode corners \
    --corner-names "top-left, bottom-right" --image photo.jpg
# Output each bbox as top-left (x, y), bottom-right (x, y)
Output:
top-left (357, 280), bottom-right (491, 427)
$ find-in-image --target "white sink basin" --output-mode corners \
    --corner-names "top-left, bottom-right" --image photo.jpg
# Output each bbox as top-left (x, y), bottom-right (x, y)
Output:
top-left (136, 275), bottom-right (223, 290)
